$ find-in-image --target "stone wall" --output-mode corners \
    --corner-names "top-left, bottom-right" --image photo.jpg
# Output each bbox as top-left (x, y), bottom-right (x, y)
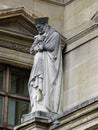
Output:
top-left (63, 0), bottom-right (98, 110)
top-left (63, 0), bottom-right (98, 38)
top-left (63, 37), bottom-right (98, 110)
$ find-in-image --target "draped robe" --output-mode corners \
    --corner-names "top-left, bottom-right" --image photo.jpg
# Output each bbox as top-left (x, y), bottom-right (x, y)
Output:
top-left (28, 27), bottom-right (63, 113)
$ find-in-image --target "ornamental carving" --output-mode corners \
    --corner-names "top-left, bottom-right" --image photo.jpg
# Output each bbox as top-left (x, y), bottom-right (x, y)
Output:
top-left (0, 40), bottom-right (30, 53)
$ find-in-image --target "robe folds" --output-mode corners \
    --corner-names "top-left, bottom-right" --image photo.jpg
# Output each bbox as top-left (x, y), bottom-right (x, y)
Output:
top-left (28, 27), bottom-right (63, 113)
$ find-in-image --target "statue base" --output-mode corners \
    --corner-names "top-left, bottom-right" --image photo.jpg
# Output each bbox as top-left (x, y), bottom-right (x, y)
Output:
top-left (14, 111), bottom-right (57, 130)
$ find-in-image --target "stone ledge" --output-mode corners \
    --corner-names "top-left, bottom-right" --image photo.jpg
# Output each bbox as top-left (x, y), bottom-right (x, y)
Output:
top-left (57, 95), bottom-right (98, 119)
top-left (21, 111), bottom-right (57, 123)
top-left (14, 96), bottom-right (98, 130)
top-left (14, 111), bottom-right (57, 130)
top-left (0, 47), bottom-right (33, 68)
top-left (50, 96), bottom-right (98, 129)
top-left (64, 23), bottom-right (98, 54)
top-left (41, 0), bottom-right (76, 6)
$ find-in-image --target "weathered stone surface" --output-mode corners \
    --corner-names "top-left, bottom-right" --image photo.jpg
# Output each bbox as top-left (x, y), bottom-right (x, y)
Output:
top-left (63, 0), bottom-right (98, 38)
top-left (0, 47), bottom-right (33, 68)
top-left (63, 37), bottom-right (98, 110)
top-left (0, 39), bottom-right (30, 53)
top-left (14, 111), bottom-right (57, 130)
top-left (21, 111), bottom-right (57, 123)
top-left (14, 97), bottom-right (98, 130)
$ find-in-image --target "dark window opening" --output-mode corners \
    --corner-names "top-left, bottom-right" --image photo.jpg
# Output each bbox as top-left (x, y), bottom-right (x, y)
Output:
top-left (0, 63), bottom-right (30, 130)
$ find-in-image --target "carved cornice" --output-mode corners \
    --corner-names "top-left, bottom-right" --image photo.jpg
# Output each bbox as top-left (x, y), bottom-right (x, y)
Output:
top-left (64, 23), bottom-right (98, 53)
top-left (41, 0), bottom-right (75, 6)
top-left (0, 28), bottom-right (34, 44)
top-left (67, 24), bottom-right (98, 44)
top-left (0, 6), bottom-right (36, 21)
top-left (91, 11), bottom-right (98, 23)
top-left (43, 0), bottom-right (65, 5)
top-left (0, 47), bottom-right (33, 68)
top-left (50, 96), bottom-right (98, 129)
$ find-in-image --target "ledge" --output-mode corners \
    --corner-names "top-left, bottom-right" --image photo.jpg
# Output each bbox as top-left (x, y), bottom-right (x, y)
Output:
top-left (0, 47), bottom-right (33, 68)
top-left (14, 111), bottom-right (57, 130)
top-left (0, 28), bottom-right (35, 40)
top-left (14, 95), bottom-right (98, 130)
top-left (50, 95), bottom-right (98, 129)
top-left (64, 23), bottom-right (98, 54)
top-left (41, 0), bottom-right (76, 6)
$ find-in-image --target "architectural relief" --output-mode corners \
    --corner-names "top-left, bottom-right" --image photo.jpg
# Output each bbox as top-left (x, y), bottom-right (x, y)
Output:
top-left (0, 39), bottom-right (30, 53)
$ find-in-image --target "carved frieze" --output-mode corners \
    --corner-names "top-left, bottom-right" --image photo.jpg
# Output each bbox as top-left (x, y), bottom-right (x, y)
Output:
top-left (0, 39), bottom-right (30, 53)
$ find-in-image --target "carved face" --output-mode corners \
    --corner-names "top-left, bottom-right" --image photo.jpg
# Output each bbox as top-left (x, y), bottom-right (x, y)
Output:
top-left (36, 24), bottom-right (46, 35)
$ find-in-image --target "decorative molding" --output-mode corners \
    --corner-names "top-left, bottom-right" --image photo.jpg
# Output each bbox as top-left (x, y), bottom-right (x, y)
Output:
top-left (64, 23), bottom-right (98, 53)
top-left (46, 0), bottom-right (65, 4)
top-left (67, 24), bottom-right (98, 45)
top-left (41, 0), bottom-right (65, 6)
top-left (41, 0), bottom-right (75, 6)
top-left (0, 6), bottom-right (38, 36)
top-left (59, 95), bottom-right (98, 119)
top-left (0, 39), bottom-right (30, 53)
top-left (0, 47), bottom-right (33, 68)
top-left (91, 11), bottom-right (98, 23)
top-left (50, 95), bottom-right (98, 129)
top-left (0, 36), bottom-right (66, 54)
top-left (0, 28), bottom-right (34, 44)
top-left (0, 6), bottom-right (36, 21)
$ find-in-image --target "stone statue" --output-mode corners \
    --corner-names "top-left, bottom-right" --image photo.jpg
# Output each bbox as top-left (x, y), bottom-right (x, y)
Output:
top-left (28, 17), bottom-right (63, 114)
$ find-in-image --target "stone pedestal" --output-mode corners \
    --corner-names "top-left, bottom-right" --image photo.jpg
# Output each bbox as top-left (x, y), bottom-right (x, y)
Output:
top-left (14, 111), bottom-right (57, 130)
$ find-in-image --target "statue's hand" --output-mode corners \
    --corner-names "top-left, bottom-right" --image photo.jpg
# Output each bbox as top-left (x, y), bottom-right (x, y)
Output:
top-left (32, 45), bottom-right (39, 53)
top-left (35, 35), bottom-right (45, 42)
top-left (38, 44), bottom-right (44, 52)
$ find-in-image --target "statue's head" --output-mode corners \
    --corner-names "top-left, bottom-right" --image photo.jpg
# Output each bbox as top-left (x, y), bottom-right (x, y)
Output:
top-left (34, 17), bottom-right (49, 34)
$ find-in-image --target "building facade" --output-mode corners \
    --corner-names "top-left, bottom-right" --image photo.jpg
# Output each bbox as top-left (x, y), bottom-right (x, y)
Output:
top-left (0, 0), bottom-right (98, 129)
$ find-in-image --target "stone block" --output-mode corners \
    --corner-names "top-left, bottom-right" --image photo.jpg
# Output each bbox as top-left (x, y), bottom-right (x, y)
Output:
top-left (14, 111), bottom-right (57, 130)
top-left (21, 111), bottom-right (57, 123)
